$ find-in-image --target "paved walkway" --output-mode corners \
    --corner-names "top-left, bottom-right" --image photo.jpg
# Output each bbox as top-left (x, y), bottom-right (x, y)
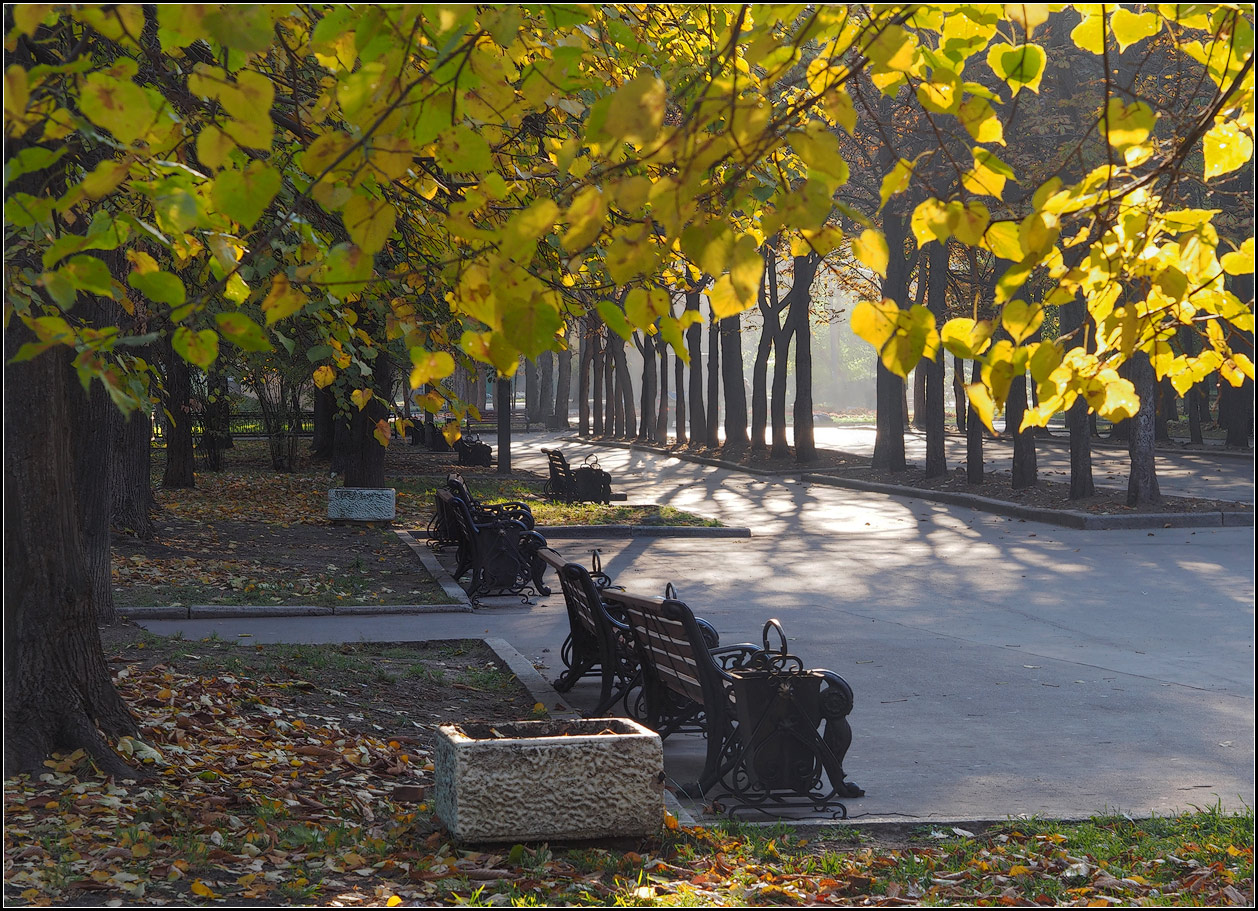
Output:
top-left (141, 432), bottom-right (1254, 826)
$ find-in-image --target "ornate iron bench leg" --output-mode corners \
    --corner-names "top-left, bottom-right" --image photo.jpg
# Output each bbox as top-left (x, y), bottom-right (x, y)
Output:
top-left (819, 673), bottom-right (864, 798)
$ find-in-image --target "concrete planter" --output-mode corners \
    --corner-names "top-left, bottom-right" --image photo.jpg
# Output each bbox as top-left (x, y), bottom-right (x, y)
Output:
top-left (328, 487), bottom-right (395, 522)
top-left (433, 718), bottom-right (664, 842)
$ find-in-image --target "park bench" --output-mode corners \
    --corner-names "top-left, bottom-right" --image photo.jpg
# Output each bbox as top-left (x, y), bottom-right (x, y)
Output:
top-left (541, 448), bottom-right (626, 503)
top-left (452, 434), bottom-right (493, 467)
top-left (444, 472), bottom-right (534, 530)
top-left (435, 489), bottom-right (548, 600)
top-left (601, 588), bottom-right (863, 812)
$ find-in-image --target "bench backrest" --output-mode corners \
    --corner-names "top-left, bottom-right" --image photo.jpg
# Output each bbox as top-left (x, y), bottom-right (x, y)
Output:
top-left (542, 448), bottom-right (573, 491)
top-left (603, 590), bottom-right (720, 711)
top-left (558, 562), bottom-right (615, 645)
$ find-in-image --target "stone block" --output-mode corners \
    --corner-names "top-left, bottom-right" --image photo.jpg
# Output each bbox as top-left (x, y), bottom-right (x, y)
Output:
top-left (328, 487), bottom-right (396, 521)
top-left (433, 717), bottom-right (664, 842)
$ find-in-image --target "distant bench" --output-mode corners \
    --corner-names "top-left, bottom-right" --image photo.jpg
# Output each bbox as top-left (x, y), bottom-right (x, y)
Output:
top-left (542, 448), bottom-right (626, 503)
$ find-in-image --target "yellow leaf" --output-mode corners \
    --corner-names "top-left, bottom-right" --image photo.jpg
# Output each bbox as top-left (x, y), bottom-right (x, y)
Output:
top-left (708, 274), bottom-right (754, 320)
top-left (1110, 8), bottom-right (1160, 51)
top-left (851, 298), bottom-right (900, 350)
top-left (190, 880), bottom-right (219, 898)
top-left (261, 274), bottom-right (306, 325)
top-left (562, 186), bottom-right (607, 252)
top-left (1220, 237), bottom-right (1254, 275)
top-left (441, 422), bottom-right (462, 446)
top-left (957, 96), bottom-right (1005, 146)
top-left (373, 419), bottom-right (391, 447)
top-left (941, 317), bottom-right (994, 359)
top-left (981, 221), bottom-right (1023, 261)
top-left (1070, 13), bottom-right (1105, 55)
top-left (387, 898), bottom-right (403, 908)
top-left (351, 388), bottom-right (373, 411)
top-left (1202, 120), bottom-right (1253, 181)
top-left (1002, 299), bottom-right (1044, 343)
top-left (853, 229), bottom-right (889, 278)
top-left (342, 194), bottom-right (397, 255)
top-left (1105, 98), bottom-right (1155, 151)
top-left (1008, 864), bottom-right (1031, 876)
top-left (409, 348), bottom-right (455, 388)
top-left (879, 158), bottom-right (915, 210)
top-left (607, 70), bottom-right (666, 146)
top-left (965, 382), bottom-right (997, 434)
top-left (313, 365), bottom-right (335, 389)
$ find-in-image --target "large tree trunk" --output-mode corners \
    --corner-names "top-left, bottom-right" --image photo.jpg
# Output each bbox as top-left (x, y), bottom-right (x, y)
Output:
top-left (201, 368), bottom-right (232, 470)
top-left (112, 409), bottom-right (155, 540)
top-left (161, 337), bottom-right (196, 488)
top-left (72, 333), bottom-right (119, 626)
top-left (1007, 371), bottom-right (1037, 489)
top-left (953, 354), bottom-right (967, 432)
top-left (5, 323), bottom-right (139, 778)
top-left (912, 364), bottom-right (927, 430)
top-left (720, 310), bottom-right (749, 451)
top-left (706, 302), bottom-right (721, 447)
top-left (674, 323), bottom-right (687, 445)
top-left (685, 290), bottom-right (706, 447)
top-left (872, 212), bottom-right (909, 472)
top-left (1126, 351), bottom-right (1162, 507)
top-left (791, 253), bottom-right (820, 463)
top-left (1219, 275), bottom-right (1254, 449)
top-left (924, 242), bottom-right (947, 477)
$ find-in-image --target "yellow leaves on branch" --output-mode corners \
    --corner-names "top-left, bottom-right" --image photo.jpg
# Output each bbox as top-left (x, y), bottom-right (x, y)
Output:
top-left (851, 299), bottom-right (940, 378)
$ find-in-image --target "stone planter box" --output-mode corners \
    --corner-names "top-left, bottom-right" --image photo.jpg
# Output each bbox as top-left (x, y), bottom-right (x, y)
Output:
top-left (433, 718), bottom-right (664, 842)
top-left (328, 487), bottom-right (395, 522)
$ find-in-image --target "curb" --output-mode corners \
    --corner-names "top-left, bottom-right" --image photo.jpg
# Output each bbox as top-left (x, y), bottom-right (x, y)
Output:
top-left (119, 602), bottom-right (474, 620)
top-left (483, 637), bottom-right (581, 720)
top-left (395, 529), bottom-right (475, 607)
top-left (802, 474), bottom-right (1254, 530)
top-left (560, 435), bottom-right (804, 477)
top-left (539, 524), bottom-right (751, 538)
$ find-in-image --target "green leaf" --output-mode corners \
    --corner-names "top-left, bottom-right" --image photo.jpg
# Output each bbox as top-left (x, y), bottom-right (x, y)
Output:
top-left (596, 300), bottom-right (633, 341)
top-left (343, 194), bottom-right (397, 255)
top-left (562, 187), bottom-right (607, 252)
top-left (80, 71), bottom-right (155, 144)
top-left (436, 126), bottom-right (492, 173)
top-left (172, 326), bottom-right (219, 368)
top-left (605, 71), bottom-right (666, 147)
top-left (128, 269), bottom-right (186, 307)
top-left (501, 296), bottom-right (563, 359)
top-left (790, 122), bottom-right (850, 184)
top-left (211, 160), bottom-right (280, 229)
top-left (260, 273), bottom-right (306, 325)
top-left (215, 312), bottom-right (271, 351)
top-left (986, 42), bottom-right (1046, 95)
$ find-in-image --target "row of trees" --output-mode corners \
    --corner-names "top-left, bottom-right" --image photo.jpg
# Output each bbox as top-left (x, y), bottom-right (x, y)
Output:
top-left (5, 5), bottom-right (1253, 775)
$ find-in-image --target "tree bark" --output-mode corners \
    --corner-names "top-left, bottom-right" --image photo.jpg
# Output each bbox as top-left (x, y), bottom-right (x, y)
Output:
top-left (591, 326), bottom-right (604, 435)
top-left (201, 368), bottom-right (232, 469)
top-left (656, 330), bottom-right (670, 442)
top-left (112, 409), bottom-right (155, 540)
top-left (791, 253), bottom-right (820, 463)
top-left (637, 333), bottom-right (656, 442)
top-left (872, 211), bottom-right (909, 472)
top-left (674, 320), bottom-right (687, 445)
top-left (1007, 371), bottom-right (1037, 489)
top-left (966, 358), bottom-right (984, 483)
top-left (1062, 298), bottom-right (1095, 498)
top-left (685, 289), bottom-right (706, 447)
top-left (706, 302), bottom-right (721, 447)
top-left (750, 247), bottom-right (777, 451)
top-left (312, 386), bottom-right (335, 459)
top-left (538, 351), bottom-right (554, 428)
top-left (953, 354), bottom-right (967, 432)
top-left (720, 310), bottom-right (749, 451)
top-left (524, 358), bottom-right (540, 424)
top-left (497, 378), bottom-right (512, 474)
top-left (578, 321), bottom-right (592, 435)
top-left (5, 323), bottom-right (139, 777)
top-left (550, 337), bottom-right (571, 430)
top-left (1125, 350), bottom-right (1162, 507)
top-left (924, 242), bottom-right (948, 477)
top-left (161, 337), bottom-right (196, 489)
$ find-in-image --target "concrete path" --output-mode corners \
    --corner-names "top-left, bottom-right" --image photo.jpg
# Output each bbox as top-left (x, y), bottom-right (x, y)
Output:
top-left (140, 432), bottom-right (1255, 826)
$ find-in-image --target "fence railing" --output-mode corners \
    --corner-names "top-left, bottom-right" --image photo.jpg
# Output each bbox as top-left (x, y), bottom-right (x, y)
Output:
top-left (152, 411), bottom-right (316, 441)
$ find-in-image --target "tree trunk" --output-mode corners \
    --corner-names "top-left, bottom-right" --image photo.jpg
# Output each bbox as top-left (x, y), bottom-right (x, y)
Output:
top-left (161, 337), bottom-right (196, 489)
top-left (497, 378), bottom-right (512, 474)
top-left (4, 323), bottom-right (138, 778)
top-left (1125, 350), bottom-right (1162, 507)
top-left (872, 211), bottom-right (909, 472)
top-left (1220, 276), bottom-right (1254, 448)
top-left (637, 333), bottom-right (656, 442)
top-left (912, 364), bottom-right (927, 430)
top-left (953, 354), bottom-right (967, 432)
top-left (525, 358), bottom-right (540, 424)
top-left (591, 327), bottom-right (604, 435)
top-left (606, 331), bottom-right (636, 439)
top-left (966, 358), bottom-right (984, 483)
top-left (685, 290), bottom-right (706, 447)
top-left (923, 242), bottom-right (947, 477)
top-left (656, 331), bottom-right (670, 442)
top-left (112, 409), bottom-right (155, 540)
top-left (750, 248), bottom-right (777, 451)
top-left (551, 338), bottom-right (571, 430)
top-left (706, 302), bottom-right (721, 447)
top-left (1007, 372), bottom-right (1037, 489)
top-left (201, 368), bottom-right (232, 469)
top-left (578, 322), bottom-right (592, 435)
top-left (312, 386), bottom-right (335, 459)
top-left (1062, 298), bottom-right (1095, 498)
top-left (720, 310), bottom-right (749, 450)
top-left (538, 351), bottom-right (554, 428)
top-left (674, 323), bottom-right (687, 445)
top-left (791, 253), bottom-right (820, 463)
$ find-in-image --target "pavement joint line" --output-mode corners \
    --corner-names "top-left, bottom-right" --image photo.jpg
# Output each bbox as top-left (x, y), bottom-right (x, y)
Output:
top-left (556, 436), bottom-right (1253, 530)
